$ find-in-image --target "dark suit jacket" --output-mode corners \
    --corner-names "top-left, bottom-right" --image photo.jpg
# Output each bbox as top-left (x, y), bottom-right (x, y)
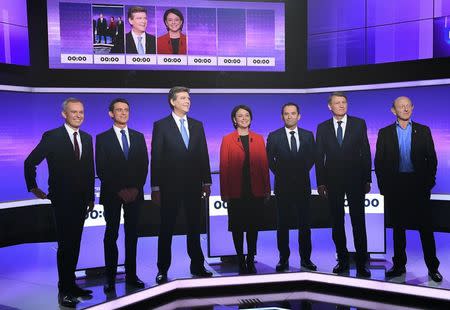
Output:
top-left (97, 18), bottom-right (107, 35)
top-left (95, 128), bottom-right (149, 204)
top-left (125, 31), bottom-right (156, 54)
top-left (267, 127), bottom-right (315, 196)
top-left (315, 116), bottom-right (371, 187)
top-left (374, 122), bottom-right (437, 195)
top-left (24, 126), bottom-right (95, 202)
top-left (151, 115), bottom-right (211, 195)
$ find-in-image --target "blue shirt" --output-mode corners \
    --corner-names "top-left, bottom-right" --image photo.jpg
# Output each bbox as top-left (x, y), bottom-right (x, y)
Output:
top-left (396, 121), bottom-right (414, 173)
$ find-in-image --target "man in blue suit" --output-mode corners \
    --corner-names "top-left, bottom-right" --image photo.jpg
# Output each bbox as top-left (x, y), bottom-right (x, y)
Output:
top-left (24, 98), bottom-right (94, 307)
top-left (96, 98), bottom-right (149, 292)
top-left (267, 103), bottom-right (317, 272)
top-left (151, 86), bottom-right (212, 284)
top-left (315, 92), bottom-right (372, 277)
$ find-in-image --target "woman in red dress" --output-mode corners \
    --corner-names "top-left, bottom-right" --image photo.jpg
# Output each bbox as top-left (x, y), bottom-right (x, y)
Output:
top-left (157, 8), bottom-right (187, 54)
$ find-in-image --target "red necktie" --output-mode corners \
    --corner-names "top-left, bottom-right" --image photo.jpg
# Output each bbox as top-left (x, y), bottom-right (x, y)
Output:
top-left (73, 132), bottom-right (80, 160)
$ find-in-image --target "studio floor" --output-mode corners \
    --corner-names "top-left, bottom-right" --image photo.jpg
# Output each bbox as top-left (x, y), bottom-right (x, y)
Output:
top-left (0, 228), bottom-right (449, 309)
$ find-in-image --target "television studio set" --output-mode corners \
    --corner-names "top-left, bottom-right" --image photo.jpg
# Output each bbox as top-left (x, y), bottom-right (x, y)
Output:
top-left (0, 0), bottom-right (450, 309)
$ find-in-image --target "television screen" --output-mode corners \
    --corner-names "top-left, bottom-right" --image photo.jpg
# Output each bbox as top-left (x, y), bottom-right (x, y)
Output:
top-left (307, 0), bottom-right (450, 70)
top-left (47, 0), bottom-right (285, 71)
top-left (0, 1), bottom-right (30, 66)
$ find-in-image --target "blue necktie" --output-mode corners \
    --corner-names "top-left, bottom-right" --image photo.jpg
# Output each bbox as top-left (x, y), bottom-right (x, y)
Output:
top-left (137, 36), bottom-right (144, 54)
top-left (337, 121), bottom-right (343, 146)
top-left (179, 119), bottom-right (189, 148)
top-left (121, 129), bottom-right (129, 159)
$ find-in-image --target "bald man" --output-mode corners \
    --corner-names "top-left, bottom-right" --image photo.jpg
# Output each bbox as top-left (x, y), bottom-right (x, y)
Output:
top-left (375, 96), bottom-right (442, 282)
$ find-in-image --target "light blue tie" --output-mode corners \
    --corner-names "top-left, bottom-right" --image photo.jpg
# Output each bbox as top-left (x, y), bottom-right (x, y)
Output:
top-left (121, 129), bottom-right (129, 159)
top-left (137, 36), bottom-right (144, 54)
top-left (179, 119), bottom-right (189, 148)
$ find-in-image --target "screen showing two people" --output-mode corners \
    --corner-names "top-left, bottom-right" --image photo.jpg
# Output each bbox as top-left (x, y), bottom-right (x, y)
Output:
top-left (48, 0), bottom-right (285, 71)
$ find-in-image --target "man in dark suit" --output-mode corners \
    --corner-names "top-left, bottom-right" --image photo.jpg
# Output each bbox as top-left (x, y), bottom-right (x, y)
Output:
top-left (97, 13), bottom-right (107, 44)
top-left (315, 92), bottom-right (372, 277)
top-left (125, 6), bottom-right (156, 54)
top-left (24, 98), bottom-right (94, 307)
top-left (375, 96), bottom-right (442, 282)
top-left (267, 103), bottom-right (317, 272)
top-left (151, 86), bottom-right (212, 284)
top-left (96, 98), bottom-right (149, 293)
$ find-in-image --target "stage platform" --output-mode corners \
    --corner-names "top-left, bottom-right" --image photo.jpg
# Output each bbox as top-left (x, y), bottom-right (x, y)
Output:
top-left (0, 229), bottom-right (449, 309)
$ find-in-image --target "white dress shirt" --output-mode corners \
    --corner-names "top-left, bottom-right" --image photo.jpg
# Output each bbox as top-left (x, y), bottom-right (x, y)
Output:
top-left (64, 123), bottom-right (82, 157)
top-left (284, 126), bottom-right (300, 151)
top-left (172, 112), bottom-right (190, 138)
top-left (112, 125), bottom-right (130, 151)
top-left (131, 30), bottom-right (146, 53)
top-left (332, 114), bottom-right (347, 139)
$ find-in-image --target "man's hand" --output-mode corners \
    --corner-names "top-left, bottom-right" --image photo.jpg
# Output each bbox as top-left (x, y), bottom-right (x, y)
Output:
top-left (152, 190), bottom-right (161, 206)
top-left (364, 182), bottom-right (371, 194)
top-left (264, 192), bottom-right (271, 201)
top-left (318, 185), bottom-right (328, 198)
top-left (87, 201), bottom-right (94, 212)
top-left (128, 188), bottom-right (139, 202)
top-left (202, 185), bottom-right (211, 199)
top-left (30, 188), bottom-right (47, 199)
top-left (118, 189), bottom-right (131, 203)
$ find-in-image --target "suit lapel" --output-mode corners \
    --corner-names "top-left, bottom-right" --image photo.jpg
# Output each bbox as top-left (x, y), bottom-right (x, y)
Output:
top-left (390, 123), bottom-right (400, 160)
top-left (411, 121), bottom-right (417, 160)
top-left (327, 119), bottom-right (340, 149)
top-left (280, 128), bottom-right (291, 153)
top-left (169, 115), bottom-right (188, 149)
top-left (109, 128), bottom-right (127, 160)
top-left (60, 126), bottom-right (78, 159)
top-left (342, 116), bottom-right (353, 148)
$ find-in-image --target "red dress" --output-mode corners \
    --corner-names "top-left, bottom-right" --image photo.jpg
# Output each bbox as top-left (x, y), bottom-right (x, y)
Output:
top-left (157, 32), bottom-right (187, 54)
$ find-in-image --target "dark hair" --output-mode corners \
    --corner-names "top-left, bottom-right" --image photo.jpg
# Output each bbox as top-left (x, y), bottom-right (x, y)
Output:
top-left (281, 102), bottom-right (299, 115)
top-left (231, 105), bottom-right (252, 129)
top-left (128, 6), bottom-right (147, 20)
top-left (163, 8), bottom-right (184, 31)
top-left (168, 86), bottom-right (190, 110)
top-left (109, 98), bottom-right (130, 112)
top-left (328, 91), bottom-right (347, 104)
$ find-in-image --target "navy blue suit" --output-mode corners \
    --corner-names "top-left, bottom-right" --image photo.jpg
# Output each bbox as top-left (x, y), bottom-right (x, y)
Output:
top-left (151, 115), bottom-right (211, 273)
top-left (96, 127), bottom-right (148, 281)
top-left (267, 127), bottom-right (315, 262)
top-left (315, 116), bottom-right (371, 266)
top-left (24, 126), bottom-right (94, 293)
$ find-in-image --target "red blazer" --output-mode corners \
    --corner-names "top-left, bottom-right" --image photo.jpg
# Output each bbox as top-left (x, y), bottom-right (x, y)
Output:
top-left (157, 32), bottom-right (187, 54)
top-left (220, 130), bottom-right (270, 199)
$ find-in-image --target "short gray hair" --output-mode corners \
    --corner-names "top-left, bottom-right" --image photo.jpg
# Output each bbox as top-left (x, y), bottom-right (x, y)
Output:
top-left (61, 97), bottom-right (82, 111)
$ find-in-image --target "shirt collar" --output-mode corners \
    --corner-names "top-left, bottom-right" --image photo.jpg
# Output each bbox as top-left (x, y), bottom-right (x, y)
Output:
top-left (396, 119), bottom-right (412, 127)
top-left (64, 123), bottom-right (79, 135)
top-left (333, 114), bottom-right (347, 125)
top-left (284, 126), bottom-right (298, 135)
top-left (113, 125), bottom-right (128, 135)
top-left (172, 111), bottom-right (187, 123)
top-left (131, 30), bottom-right (144, 41)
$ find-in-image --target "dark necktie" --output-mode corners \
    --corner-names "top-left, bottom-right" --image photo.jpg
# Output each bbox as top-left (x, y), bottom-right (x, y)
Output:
top-left (121, 129), bottom-right (129, 159)
top-left (73, 131), bottom-right (80, 160)
top-left (337, 121), bottom-right (343, 146)
top-left (290, 131), bottom-right (297, 154)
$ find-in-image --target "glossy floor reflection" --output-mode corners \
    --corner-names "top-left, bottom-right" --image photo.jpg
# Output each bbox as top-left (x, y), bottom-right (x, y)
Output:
top-left (0, 229), bottom-right (449, 309)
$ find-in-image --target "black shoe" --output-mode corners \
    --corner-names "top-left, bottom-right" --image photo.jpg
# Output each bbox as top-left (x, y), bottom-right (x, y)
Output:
top-left (238, 255), bottom-right (248, 274)
top-left (385, 266), bottom-right (406, 278)
top-left (356, 266), bottom-right (371, 278)
top-left (156, 272), bottom-right (168, 284)
top-left (276, 259), bottom-right (289, 272)
top-left (58, 293), bottom-right (79, 308)
top-left (126, 276), bottom-right (145, 288)
top-left (301, 260), bottom-right (317, 271)
top-left (191, 267), bottom-right (213, 277)
top-left (70, 285), bottom-right (93, 297)
top-left (332, 262), bottom-right (349, 274)
top-left (428, 270), bottom-right (443, 282)
top-left (103, 282), bottom-right (116, 293)
top-left (246, 256), bottom-right (257, 274)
